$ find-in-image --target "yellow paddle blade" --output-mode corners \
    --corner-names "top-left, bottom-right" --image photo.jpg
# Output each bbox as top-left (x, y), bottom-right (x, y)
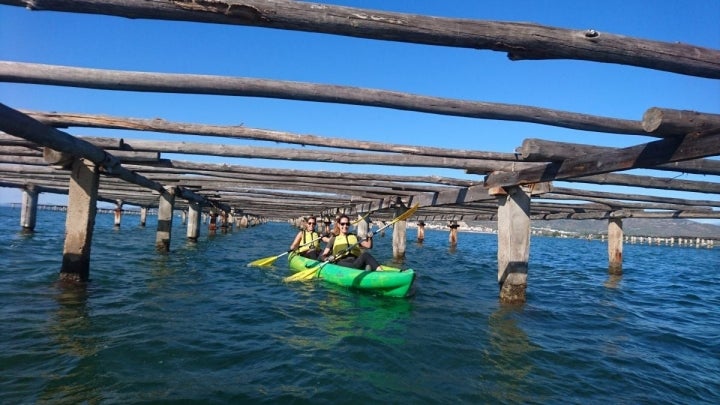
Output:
top-left (351, 211), bottom-right (372, 225)
top-left (284, 266), bottom-right (321, 282)
top-left (392, 203), bottom-right (419, 224)
top-left (247, 254), bottom-right (280, 267)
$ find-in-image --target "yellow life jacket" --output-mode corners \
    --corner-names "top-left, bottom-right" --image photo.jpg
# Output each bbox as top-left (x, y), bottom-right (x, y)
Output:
top-left (332, 233), bottom-right (362, 258)
top-left (298, 230), bottom-right (320, 252)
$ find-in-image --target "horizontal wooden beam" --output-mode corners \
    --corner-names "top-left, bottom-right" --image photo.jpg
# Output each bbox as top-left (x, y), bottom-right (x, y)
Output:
top-left (485, 132), bottom-right (720, 188)
top-left (1, 0), bottom-right (718, 78)
top-left (0, 61), bottom-right (646, 135)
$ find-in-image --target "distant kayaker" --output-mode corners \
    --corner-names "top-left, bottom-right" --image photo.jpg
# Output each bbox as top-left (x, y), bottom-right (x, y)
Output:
top-left (290, 216), bottom-right (324, 259)
top-left (320, 214), bottom-right (384, 271)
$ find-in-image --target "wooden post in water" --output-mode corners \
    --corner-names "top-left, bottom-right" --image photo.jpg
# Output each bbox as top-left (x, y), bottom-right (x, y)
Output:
top-left (139, 207), bottom-right (148, 227)
top-left (493, 186), bottom-right (531, 304)
top-left (608, 218), bottom-right (623, 275)
top-left (60, 158), bottom-right (99, 282)
top-left (155, 187), bottom-right (175, 252)
top-left (186, 202), bottom-right (201, 241)
top-left (113, 200), bottom-right (123, 228)
top-left (416, 220), bottom-right (425, 243)
top-left (448, 220), bottom-right (459, 246)
top-left (20, 186), bottom-right (38, 232)
top-left (208, 211), bottom-right (218, 233)
top-left (392, 207), bottom-right (408, 260)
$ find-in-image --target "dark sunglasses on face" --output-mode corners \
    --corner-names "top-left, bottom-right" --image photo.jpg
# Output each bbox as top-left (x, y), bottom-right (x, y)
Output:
top-left (339, 222), bottom-right (350, 226)
top-left (307, 222), bottom-right (315, 225)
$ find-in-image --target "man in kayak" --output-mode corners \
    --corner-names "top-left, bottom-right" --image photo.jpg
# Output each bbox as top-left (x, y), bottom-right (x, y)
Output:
top-left (319, 214), bottom-right (383, 271)
top-left (289, 216), bottom-right (325, 259)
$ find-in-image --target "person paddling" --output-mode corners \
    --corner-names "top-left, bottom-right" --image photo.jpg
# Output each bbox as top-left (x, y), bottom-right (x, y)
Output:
top-left (320, 214), bottom-right (383, 271)
top-left (290, 216), bottom-right (324, 259)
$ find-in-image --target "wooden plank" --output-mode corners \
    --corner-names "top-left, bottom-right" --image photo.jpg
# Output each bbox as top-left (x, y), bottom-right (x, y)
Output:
top-left (1, 0), bottom-right (718, 78)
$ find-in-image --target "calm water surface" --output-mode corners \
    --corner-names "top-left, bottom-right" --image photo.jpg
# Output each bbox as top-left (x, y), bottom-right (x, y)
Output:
top-left (1, 206), bottom-right (718, 404)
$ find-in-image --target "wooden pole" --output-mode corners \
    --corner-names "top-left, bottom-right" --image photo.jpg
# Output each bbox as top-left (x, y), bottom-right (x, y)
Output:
top-left (20, 186), bottom-right (38, 232)
top-left (608, 218), bottom-right (623, 275)
top-left (155, 187), bottom-right (175, 252)
top-left (416, 221), bottom-right (425, 243)
top-left (186, 202), bottom-right (201, 241)
top-left (495, 186), bottom-right (531, 304)
top-left (139, 207), bottom-right (148, 227)
top-left (448, 220), bottom-right (459, 246)
top-left (60, 158), bottom-right (99, 282)
top-left (113, 200), bottom-right (123, 228)
top-left (392, 207), bottom-right (408, 259)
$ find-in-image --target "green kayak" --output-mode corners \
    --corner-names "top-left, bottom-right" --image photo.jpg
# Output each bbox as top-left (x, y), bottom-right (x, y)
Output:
top-left (288, 252), bottom-right (416, 298)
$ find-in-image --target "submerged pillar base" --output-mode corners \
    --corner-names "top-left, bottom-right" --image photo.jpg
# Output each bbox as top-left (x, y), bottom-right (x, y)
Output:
top-left (499, 282), bottom-right (527, 304)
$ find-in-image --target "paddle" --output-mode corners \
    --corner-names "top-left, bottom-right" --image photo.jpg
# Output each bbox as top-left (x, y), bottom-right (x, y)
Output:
top-left (247, 236), bottom-right (322, 267)
top-left (284, 204), bottom-right (419, 282)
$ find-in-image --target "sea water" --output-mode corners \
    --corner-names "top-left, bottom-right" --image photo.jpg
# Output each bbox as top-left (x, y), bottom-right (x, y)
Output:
top-left (1, 206), bottom-right (718, 404)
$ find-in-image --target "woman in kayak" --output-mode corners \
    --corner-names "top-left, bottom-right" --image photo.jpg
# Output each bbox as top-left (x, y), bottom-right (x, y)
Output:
top-left (289, 216), bottom-right (324, 259)
top-left (320, 214), bottom-right (383, 271)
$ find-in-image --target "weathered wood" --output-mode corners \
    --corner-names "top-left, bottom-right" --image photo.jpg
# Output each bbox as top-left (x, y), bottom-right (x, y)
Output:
top-left (20, 186), bottom-right (38, 231)
top-left (485, 132), bottom-right (720, 188)
top-left (0, 61), bottom-right (646, 135)
top-left (392, 206), bottom-right (408, 260)
top-left (155, 187), bottom-right (175, 252)
top-left (2, 0), bottom-right (718, 78)
top-left (569, 173), bottom-right (720, 195)
top-left (186, 202), bottom-right (201, 240)
top-left (60, 158), bottom-right (99, 282)
top-left (27, 111), bottom-right (516, 161)
top-left (496, 186), bottom-right (530, 304)
top-left (642, 108), bottom-right (720, 136)
top-left (519, 138), bottom-right (720, 176)
top-left (608, 218), bottom-right (623, 275)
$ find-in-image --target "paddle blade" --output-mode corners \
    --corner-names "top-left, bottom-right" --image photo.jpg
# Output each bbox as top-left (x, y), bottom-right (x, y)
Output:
top-left (284, 267), bottom-right (320, 282)
top-left (247, 254), bottom-right (280, 267)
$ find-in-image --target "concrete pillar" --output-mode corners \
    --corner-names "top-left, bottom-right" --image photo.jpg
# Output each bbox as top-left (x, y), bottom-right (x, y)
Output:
top-left (60, 159), bottom-right (99, 282)
top-left (608, 218), bottom-right (623, 275)
top-left (155, 187), bottom-right (175, 252)
top-left (187, 202), bottom-right (201, 241)
top-left (20, 187), bottom-right (39, 232)
top-left (494, 186), bottom-right (530, 304)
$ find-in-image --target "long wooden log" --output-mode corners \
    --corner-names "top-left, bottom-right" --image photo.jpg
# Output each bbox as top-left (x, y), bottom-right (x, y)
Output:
top-left (485, 132), bottom-right (720, 188)
top-left (0, 61), bottom-right (646, 135)
top-left (79, 136), bottom-right (542, 172)
top-left (25, 110), bottom-right (517, 161)
top-left (519, 138), bottom-right (720, 176)
top-left (642, 108), bottom-right (720, 136)
top-left (1, 0), bottom-right (718, 78)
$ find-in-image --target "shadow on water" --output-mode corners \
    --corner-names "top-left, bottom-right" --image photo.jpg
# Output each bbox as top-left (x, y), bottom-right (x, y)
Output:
top-left (41, 282), bottom-right (103, 404)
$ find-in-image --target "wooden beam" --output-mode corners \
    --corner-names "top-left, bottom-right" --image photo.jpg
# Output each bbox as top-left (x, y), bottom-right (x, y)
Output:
top-left (1, 0), bottom-right (718, 78)
top-left (519, 138), bottom-right (720, 175)
top-left (485, 132), bottom-right (720, 188)
top-left (0, 61), bottom-right (646, 135)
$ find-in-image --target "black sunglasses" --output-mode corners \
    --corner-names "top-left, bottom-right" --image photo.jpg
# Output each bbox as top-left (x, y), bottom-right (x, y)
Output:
top-left (338, 222), bottom-right (350, 226)
top-left (307, 222), bottom-right (316, 225)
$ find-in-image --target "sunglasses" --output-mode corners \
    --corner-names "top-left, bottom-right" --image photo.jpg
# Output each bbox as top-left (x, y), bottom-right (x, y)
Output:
top-left (338, 222), bottom-right (350, 226)
top-left (307, 222), bottom-right (316, 225)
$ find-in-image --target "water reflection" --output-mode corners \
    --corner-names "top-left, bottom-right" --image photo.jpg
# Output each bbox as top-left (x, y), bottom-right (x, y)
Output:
top-left (42, 282), bottom-right (103, 403)
top-left (604, 274), bottom-right (622, 289)
top-left (485, 307), bottom-right (536, 403)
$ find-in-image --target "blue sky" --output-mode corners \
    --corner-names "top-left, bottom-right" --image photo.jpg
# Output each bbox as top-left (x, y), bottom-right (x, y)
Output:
top-left (1, 0), bottom-right (719, 209)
